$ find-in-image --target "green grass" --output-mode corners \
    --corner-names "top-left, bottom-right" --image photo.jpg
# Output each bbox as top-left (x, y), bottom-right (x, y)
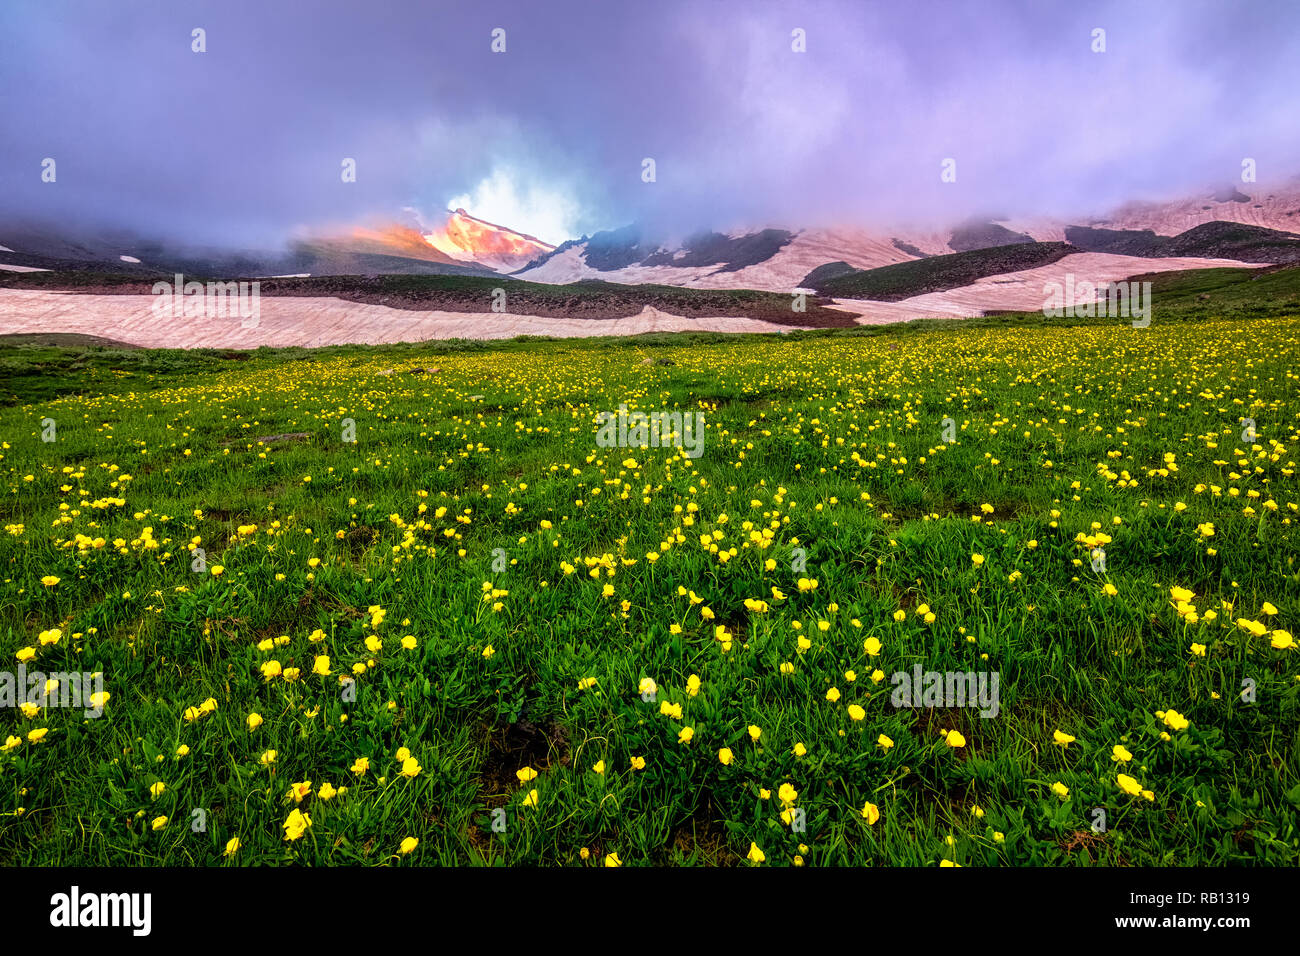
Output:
top-left (806, 241), bottom-right (1075, 299)
top-left (0, 281), bottom-right (1298, 867)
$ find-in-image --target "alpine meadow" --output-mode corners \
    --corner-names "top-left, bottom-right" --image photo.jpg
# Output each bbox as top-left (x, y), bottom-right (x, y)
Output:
top-left (4, 0), bottom-right (1300, 910)
top-left (2, 268), bottom-right (1298, 867)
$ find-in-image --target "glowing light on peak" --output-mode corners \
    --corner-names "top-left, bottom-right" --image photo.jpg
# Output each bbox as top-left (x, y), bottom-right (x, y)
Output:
top-left (440, 169), bottom-right (579, 247)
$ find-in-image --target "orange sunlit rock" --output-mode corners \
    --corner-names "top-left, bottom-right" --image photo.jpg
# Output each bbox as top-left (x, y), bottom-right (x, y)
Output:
top-left (423, 208), bottom-right (555, 273)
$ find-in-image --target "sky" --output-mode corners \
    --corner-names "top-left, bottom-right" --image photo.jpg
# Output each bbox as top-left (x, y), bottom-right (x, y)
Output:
top-left (2, 0), bottom-right (1298, 249)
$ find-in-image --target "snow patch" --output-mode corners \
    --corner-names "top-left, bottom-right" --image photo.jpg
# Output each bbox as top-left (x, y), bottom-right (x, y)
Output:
top-left (0, 291), bottom-right (814, 347)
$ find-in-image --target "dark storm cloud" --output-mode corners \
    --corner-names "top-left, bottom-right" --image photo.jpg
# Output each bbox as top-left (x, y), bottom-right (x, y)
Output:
top-left (1, 0), bottom-right (1297, 247)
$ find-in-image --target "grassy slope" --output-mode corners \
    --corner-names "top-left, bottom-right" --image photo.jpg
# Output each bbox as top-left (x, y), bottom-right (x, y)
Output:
top-left (807, 242), bottom-right (1076, 299)
top-left (1066, 222), bottom-right (1300, 264)
top-left (3, 265), bottom-right (1299, 408)
top-left (0, 269), bottom-right (1297, 867)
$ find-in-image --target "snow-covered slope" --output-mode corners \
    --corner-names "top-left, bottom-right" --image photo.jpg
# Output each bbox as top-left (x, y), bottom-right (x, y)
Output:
top-left (512, 183), bottom-right (1300, 292)
top-left (515, 226), bottom-right (950, 292)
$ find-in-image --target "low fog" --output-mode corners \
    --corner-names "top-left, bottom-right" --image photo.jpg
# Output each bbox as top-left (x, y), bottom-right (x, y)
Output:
top-left (2, 0), bottom-right (1297, 250)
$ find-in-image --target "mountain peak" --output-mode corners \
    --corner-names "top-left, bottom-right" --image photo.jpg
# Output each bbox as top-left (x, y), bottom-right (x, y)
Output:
top-left (422, 208), bottom-right (555, 273)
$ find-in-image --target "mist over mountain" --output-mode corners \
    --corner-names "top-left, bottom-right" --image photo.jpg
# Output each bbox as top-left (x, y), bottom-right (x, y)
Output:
top-left (3, 0), bottom-right (1299, 251)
